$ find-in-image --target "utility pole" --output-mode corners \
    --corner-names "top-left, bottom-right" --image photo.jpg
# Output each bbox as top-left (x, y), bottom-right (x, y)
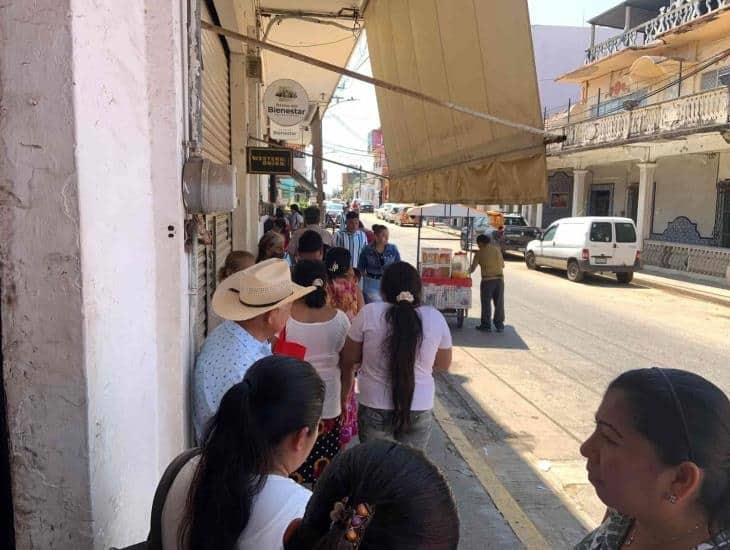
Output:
top-left (311, 107), bottom-right (324, 222)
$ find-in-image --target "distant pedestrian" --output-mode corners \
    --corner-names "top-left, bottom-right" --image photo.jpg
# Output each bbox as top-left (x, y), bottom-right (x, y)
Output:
top-left (358, 224), bottom-right (400, 304)
top-left (470, 233), bottom-right (505, 333)
top-left (217, 250), bottom-right (255, 282)
top-left (289, 204), bottom-right (304, 232)
top-left (334, 211), bottom-right (367, 269)
top-left (295, 230), bottom-right (324, 262)
top-left (342, 262), bottom-right (452, 450)
top-left (288, 206), bottom-right (333, 257)
top-left (256, 231), bottom-right (286, 263)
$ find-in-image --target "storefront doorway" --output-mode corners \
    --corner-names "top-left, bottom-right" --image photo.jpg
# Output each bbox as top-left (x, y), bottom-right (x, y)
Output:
top-left (589, 184), bottom-right (614, 216)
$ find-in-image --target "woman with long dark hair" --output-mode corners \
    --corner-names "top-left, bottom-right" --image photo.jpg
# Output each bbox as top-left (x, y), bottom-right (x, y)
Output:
top-left (165, 356), bottom-right (324, 550)
top-left (283, 440), bottom-right (460, 549)
top-left (576, 368), bottom-right (730, 549)
top-left (342, 262), bottom-right (452, 450)
top-left (285, 260), bottom-right (351, 484)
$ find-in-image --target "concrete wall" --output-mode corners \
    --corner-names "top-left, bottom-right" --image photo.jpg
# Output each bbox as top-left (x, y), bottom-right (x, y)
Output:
top-left (1, 0), bottom-right (189, 547)
top-left (653, 154), bottom-right (719, 236)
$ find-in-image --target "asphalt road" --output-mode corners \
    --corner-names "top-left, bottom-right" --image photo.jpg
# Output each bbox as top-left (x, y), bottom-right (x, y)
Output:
top-left (360, 214), bottom-right (730, 549)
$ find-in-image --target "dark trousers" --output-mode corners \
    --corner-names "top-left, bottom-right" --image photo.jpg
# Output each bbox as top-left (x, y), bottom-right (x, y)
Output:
top-left (480, 278), bottom-right (505, 328)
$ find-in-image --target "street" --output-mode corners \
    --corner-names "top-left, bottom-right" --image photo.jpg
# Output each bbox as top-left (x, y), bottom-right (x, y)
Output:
top-left (360, 214), bottom-right (730, 549)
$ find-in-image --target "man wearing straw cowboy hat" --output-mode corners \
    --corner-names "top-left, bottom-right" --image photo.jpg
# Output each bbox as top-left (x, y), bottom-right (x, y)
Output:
top-left (192, 258), bottom-right (315, 442)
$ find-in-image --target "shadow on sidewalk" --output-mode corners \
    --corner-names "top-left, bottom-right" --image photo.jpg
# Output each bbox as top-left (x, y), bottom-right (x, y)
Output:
top-left (537, 267), bottom-right (649, 289)
top-left (453, 324), bottom-right (530, 350)
top-left (435, 372), bottom-right (593, 549)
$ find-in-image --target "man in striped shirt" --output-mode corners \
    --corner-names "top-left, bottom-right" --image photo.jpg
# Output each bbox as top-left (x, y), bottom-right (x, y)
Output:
top-left (334, 210), bottom-right (368, 269)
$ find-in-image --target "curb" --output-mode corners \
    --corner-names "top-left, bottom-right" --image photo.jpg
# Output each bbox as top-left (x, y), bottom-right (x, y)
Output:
top-left (633, 275), bottom-right (730, 308)
top-left (433, 398), bottom-right (551, 550)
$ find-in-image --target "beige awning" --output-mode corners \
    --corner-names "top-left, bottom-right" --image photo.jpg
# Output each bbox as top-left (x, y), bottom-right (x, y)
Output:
top-left (365, 0), bottom-right (547, 204)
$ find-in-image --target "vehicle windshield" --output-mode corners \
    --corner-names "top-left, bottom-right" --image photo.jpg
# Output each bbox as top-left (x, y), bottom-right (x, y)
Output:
top-left (504, 216), bottom-right (527, 226)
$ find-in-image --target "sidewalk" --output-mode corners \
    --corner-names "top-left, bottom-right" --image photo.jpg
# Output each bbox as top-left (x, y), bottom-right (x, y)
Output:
top-left (428, 408), bottom-right (526, 549)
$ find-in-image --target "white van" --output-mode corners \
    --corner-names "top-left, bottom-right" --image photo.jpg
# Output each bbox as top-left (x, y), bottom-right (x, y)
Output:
top-left (524, 217), bottom-right (640, 283)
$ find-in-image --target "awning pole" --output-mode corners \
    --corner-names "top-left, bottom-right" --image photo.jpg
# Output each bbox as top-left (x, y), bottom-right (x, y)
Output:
top-left (311, 108), bottom-right (325, 221)
top-left (202, 21), bottom-right (553, 139)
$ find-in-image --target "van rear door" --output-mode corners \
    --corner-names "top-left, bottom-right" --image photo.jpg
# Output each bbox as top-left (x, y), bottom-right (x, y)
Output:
top-left (588, 221), bottom-right (615, 267)
top-left (612, 221), bottom-right (639, 267)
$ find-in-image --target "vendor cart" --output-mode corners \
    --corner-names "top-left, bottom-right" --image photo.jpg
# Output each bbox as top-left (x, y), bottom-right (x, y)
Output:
top-left (407, 204), bottom-right (487, 328)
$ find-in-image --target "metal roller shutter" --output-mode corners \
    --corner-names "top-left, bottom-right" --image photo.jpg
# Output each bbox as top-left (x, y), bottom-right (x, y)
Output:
top-left (193, 1), bottom-right (233, 348)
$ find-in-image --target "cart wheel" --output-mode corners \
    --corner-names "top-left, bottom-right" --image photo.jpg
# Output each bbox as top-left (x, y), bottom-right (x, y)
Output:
top-left (456, 309), bottom-right (465, 328)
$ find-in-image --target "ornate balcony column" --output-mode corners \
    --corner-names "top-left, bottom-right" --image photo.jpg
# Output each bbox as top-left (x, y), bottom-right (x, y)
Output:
top-left (572, 169), bottom-right (592, 217)
top-left (637, 162), bottom-right (658, 244)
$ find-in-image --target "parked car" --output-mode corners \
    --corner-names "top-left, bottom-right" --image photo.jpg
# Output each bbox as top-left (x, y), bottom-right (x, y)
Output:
top-left (359, 200), bottom-right (374, 213)
top-left (461, 213), bottom-right (540, 255)
top-left (385, 204), bottom-right (404, 223)
top-left (375, 203), bottom-right (391, 219)
top-left (395, 205), bottom-right (418, 226)
top-left (524, 216), bottom-right (640, 284)
top-left (324, 202), bottom-right (345, 228)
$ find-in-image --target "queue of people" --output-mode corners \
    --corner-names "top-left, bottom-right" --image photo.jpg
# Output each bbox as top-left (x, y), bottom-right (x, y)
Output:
top-left (155, 204), bottom-right (730, 550)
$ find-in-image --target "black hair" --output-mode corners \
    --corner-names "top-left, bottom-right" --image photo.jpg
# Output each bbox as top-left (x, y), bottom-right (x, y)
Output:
top-left (476, 234), bottom-right (490, 245)
top-left (293, 260), bottom-right (328, 309)
top-left (609, 368), bottom-right (730, 534)
top-left (304, 206), bottom-right (320, 225)
top-left (263, 218), bottom-right (275, 234)
top-left (345, 211), bottom-right (359, 220)
top-left (275, 208), bottom-right (285, 218)
top-left (298, 230), bottom-right (324, 255)
top-left (291, 204), bottom-right (300, 212)
top-left (181, 356), bottom-right (324, 550)
top-left (325, 247), bottom-right (351, 280)
top-left (273, 218), bottom-right (288, 233)
top-left (285, 440), bottom-right (459, 550)
top-left (372, 224), bottom-right (387, 236)
top-left (380, 262), bottom-right (423, 436)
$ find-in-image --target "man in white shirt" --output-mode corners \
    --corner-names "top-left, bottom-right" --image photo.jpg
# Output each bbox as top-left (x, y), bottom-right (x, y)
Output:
top-left (288, 204), bottom-right (304, 232)
top-left (334, 210), bottom-right (367, 269)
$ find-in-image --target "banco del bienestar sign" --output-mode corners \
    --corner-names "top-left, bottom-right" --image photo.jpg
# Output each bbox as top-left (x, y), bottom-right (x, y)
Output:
top-left (263, 79), bottom-right (309, 127)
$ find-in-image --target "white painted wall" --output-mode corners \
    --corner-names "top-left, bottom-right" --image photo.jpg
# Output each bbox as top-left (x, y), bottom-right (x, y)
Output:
top-left (653, 154), bottom-right (719, 237)
top-left (1, 0), bottom-right (189, 547)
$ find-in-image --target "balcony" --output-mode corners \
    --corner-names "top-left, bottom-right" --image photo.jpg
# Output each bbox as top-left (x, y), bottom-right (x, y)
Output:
top-left (547, 87), bottom-right (730, 154)
top-left (586, 0), bottom-right (730, 64)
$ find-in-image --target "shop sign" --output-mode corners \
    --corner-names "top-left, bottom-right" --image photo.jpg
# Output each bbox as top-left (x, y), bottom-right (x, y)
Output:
top-left (246, 147), bottom-right (293, 175)
top-left (270, 121), bottom-right (312, 145)
top-left (263, 79), bottom-right (309, 127)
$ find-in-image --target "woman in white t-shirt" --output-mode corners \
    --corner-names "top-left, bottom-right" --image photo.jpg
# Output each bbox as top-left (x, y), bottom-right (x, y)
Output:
top-left (342, 262), bottom-right (452, 450)
top-left (286, 260), bottom-right (351, 484)
top-left (165, 356), bottom-right (324, 550)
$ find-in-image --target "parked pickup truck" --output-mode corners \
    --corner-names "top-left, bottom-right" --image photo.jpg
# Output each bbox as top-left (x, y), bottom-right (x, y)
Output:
top-left (461, 213), bottom-right (541, 255)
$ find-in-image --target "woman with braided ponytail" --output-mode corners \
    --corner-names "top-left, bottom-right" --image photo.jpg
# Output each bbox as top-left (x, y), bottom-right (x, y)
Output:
top-left (283, 440), bottom-right (459, 549)
top-left (342, 262), bottom-right (452, 450)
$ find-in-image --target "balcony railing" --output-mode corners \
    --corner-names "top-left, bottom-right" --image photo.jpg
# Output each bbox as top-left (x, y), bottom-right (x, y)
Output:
top-left (586, 0), bottom-right (730, 64)
top-left (547, 87), bottom-right (730, 153)
top-left (643, 240), bottom-right (730, 279)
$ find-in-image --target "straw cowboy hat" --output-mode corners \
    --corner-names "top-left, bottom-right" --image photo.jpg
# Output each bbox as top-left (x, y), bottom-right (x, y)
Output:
top-left (213, 258), bottom-right (314, 321)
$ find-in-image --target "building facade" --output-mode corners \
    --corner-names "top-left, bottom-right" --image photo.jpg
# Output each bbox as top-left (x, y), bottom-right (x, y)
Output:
top-left (546, 0), bottom-right (730, 281)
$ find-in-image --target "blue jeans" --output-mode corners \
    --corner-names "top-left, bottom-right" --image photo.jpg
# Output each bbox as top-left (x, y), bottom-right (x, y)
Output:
top-left (358, 404), bottom-right (433, 451)
top-left (362, 276), bottom-right (382, 304)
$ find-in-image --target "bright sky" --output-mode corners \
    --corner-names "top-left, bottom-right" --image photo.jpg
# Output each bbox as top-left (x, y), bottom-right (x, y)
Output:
top-left (320, 0), bottom-right (621, 194)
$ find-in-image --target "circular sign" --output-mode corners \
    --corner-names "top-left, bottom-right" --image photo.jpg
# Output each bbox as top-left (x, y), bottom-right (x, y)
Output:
top-left (263, 79), bottom-right (309, 127)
